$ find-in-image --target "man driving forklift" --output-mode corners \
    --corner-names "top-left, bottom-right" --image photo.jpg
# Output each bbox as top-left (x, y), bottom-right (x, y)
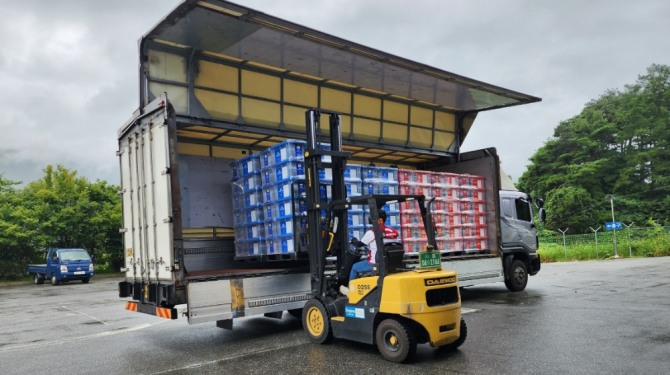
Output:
top-left (340, 209), bottom-right (399, 296)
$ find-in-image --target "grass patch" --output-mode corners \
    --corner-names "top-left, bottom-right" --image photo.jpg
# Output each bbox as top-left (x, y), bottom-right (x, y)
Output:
top-left (539, 235), bottom-right (670, 262)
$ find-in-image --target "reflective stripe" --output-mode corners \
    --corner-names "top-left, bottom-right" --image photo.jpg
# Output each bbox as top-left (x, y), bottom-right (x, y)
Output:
top-left (126, 301), bottom-right (138, 312)
top-left (156, 306), bottom-right (173, 319)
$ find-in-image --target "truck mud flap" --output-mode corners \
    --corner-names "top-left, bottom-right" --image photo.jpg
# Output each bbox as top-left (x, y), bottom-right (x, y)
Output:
top-left (125, 301), bottom-right (178, 320)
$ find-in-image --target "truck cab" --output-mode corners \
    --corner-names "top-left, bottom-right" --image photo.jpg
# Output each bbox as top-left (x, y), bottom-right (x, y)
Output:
top-left (499, 190), bottom-right (544, 291)
top-left (28, 248), bottom-right (94, 285)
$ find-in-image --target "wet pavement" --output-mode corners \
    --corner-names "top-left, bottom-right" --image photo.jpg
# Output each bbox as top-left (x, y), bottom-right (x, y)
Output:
top-left (1, 257), bottom-right (669, 374)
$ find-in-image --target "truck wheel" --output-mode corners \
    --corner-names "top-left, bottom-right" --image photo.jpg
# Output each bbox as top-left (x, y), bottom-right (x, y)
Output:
top-left (302, 299), bottom-right (332, 344)
top-left (439, 318), bottom-right (467, 351)
top-left (51, 275), bottom-right (59, 286)
top-left (34, 274), bottom-right (45, 285)
top-left (82, 278), bottom-right (90, 284)
top-left (375, 318), bottom-right (417, 363)
top-left (505, 259), bottom-right (528, 292)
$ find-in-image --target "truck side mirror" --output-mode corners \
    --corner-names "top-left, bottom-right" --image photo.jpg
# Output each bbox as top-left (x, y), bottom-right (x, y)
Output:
top-left (539, 208), bottom-right (546, 223)
top-left (535, 198), bottom-right (545, 209)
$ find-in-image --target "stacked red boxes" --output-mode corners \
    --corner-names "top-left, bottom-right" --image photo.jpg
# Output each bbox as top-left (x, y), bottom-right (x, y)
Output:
top-left (399, 170), bottom-right (429, 253)
top-left (458, 174), bottom-right (487, 252)
top-left (398, 169), bottom-right (488, 254)
top-left (431, 172), bottom-right (463, 254)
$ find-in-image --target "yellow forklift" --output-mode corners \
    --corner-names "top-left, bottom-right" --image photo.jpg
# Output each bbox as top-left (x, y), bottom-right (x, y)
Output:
top-left (301, 110), bottom-right (466, 363)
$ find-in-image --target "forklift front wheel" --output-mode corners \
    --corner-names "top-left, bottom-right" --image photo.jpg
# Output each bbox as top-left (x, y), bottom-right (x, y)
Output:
top-left (302, 299), bottom-right (333, 344)
top-left (376, 318), bottom-right (417, 363)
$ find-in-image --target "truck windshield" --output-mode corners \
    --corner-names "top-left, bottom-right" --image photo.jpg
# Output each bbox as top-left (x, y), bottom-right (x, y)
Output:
top-left (59, 250), bottom-right (91, 261)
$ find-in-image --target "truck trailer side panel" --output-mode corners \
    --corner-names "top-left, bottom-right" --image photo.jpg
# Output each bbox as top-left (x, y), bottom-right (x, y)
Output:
top-left (119, 104), bottom-right (175, 284)
top-left (187, 273), bottom-right (310, 324)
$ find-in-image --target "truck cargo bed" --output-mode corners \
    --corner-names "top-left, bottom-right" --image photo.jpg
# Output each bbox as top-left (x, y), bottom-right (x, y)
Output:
top-left (185, 266), bottom-right (309, 281)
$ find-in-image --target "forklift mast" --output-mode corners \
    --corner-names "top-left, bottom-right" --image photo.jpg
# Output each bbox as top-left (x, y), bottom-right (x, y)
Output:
top-left (303, 109), bottom-right (439, 299)
top-left (304, 109), bottom-right (351, 298)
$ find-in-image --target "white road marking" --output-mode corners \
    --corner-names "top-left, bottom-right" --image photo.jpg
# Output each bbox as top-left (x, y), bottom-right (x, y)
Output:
top-left (0, 322), bottom-right (165, 352)
top-left (60, 305), bottom-right (110, 325)
top-left (461, 308), bottom-right (479, 314)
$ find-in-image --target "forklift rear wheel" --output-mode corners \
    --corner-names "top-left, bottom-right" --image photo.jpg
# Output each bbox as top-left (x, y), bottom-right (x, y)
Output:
top-left (505, 259), bottom-right (528, 292)
top-left (34, 274), bottom-right (45, 285)
top-left (376, 318), bottom-right (417, 363)
top-left (438, 318), bottom-right (467, 351)
top-left (303, 299), bottom-right (332, 344)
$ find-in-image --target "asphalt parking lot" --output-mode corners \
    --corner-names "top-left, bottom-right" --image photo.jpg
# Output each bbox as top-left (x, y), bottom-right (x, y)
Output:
top-left (1, 257), bottom-right (669, 374)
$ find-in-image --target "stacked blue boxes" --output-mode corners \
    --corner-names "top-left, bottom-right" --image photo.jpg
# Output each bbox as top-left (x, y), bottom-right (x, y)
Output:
top-left (231, 154), bottom-right (265, 258)
top-left (361, 166), bottom-right (401, 238)
top-left (344, 164), bottom-right (364, 239)
top-left (260, 140), bottom-right (309, 257)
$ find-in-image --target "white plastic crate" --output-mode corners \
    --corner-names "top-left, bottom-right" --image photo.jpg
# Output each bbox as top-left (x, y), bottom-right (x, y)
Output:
top-left (261, 139), bottom-right (306, 167)
top-left (363, 182), bottom-right (398, 195)
top-left (236, 239), bottom-right (266, 257)
top-left (344, 164), bottom-right (362, 181)
top-left (347, 210), bottom-right (365, 227)
top-left (346, 182), bottom-right (363, 197)
top-left (261, 161), bottom-right (305, 185)
top-left (231, 154), bottom-right (261, 180)
top-left (263, 180), bottom-right (305, 202)
top-left (266, 234), bottom-right (295, 254)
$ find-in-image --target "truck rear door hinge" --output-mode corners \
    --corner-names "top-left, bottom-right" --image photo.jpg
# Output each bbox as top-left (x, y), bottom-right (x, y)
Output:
top-left (163, 217), bottom-right (173, 224)
top-left (161, 168), bottom-right (170, 176)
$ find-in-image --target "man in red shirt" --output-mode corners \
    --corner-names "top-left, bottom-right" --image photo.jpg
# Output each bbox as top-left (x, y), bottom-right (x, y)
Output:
top-left (340, 210), bottom-right (399, 296)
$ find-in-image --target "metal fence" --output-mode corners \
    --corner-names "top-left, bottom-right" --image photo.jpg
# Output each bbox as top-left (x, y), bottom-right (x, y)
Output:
top-left (538, 226), bottom-right (670, 258)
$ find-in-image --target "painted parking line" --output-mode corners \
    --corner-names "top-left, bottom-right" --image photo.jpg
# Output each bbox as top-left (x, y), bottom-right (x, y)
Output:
top-left (0, 321), bottom-right (166, 353)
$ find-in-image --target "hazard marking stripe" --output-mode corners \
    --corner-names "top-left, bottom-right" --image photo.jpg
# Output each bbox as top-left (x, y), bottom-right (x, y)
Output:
top-left (126, 302), bottom-right (138, 312)
top-left (156, 307), bottom-right (173, 319)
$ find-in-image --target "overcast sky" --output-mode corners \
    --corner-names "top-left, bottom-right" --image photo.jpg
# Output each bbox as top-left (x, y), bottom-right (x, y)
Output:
top-left (0, 0), bottom-right (667, 185)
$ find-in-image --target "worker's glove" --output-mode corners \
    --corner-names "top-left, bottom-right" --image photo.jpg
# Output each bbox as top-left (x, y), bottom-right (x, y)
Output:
top-left (350, 237), bottom-right (366, 248)
top-left (349, 238), bottom-right (369, 257)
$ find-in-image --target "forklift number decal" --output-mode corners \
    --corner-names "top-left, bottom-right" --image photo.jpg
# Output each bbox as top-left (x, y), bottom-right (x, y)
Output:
top-left (345, 306), bottom-right (365, 319)
top-left (357, 284), bottom-right (371, 294)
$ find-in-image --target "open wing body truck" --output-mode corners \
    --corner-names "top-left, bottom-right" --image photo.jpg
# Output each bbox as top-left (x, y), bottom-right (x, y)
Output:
top-left (118, 0), bottom-right (542, 324)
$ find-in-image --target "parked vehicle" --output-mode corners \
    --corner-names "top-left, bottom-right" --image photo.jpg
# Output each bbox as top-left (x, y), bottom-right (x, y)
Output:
top-left (27, 248), bottom-right (94, 285)
top-left (117, 0), bottom-right (543, 325)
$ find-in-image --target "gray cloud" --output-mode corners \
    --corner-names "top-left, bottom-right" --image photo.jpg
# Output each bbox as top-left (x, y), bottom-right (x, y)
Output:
top-left (0, 0), bottom-right (667, 185)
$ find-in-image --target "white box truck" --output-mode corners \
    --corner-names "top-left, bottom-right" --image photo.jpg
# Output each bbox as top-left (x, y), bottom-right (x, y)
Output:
top-left (118, 0), bottom-right (543, 324)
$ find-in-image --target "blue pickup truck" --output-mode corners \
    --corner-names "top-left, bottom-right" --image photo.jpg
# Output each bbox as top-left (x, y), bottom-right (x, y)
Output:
top-left (27, 248), bottom-right (94, 285)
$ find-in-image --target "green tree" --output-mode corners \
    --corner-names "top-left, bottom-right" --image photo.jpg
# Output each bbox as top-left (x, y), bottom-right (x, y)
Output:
top-left (0, 175), bottom-right (38, 278)
top-left (545, 186), bottom-right (596, 234)
top-left (21, 165), bottom-right (122, 270)
top-left (518, 64), bottom-right (670, 232)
